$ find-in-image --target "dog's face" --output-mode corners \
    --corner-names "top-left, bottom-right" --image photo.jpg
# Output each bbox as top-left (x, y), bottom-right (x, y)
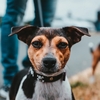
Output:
top-left (9, 25), bottom-right (90, 75)
top-left (28, 30), bottom-right (70, 74)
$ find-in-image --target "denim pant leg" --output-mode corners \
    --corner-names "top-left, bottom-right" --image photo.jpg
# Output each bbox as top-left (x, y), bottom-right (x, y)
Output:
top-left (1, 0), bottom-right (27, 86)
top-left (33, 0), bottom-right (57, 26)
top-left (22, 0), bottom-right (57, 67)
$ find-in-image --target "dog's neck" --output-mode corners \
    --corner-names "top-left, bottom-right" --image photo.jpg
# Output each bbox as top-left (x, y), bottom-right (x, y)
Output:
top-left (32, 73), bottom-right (72, 100)
top-left (27, 67), bottom-right (72, 100)
top-left (16, 67), bottom-right (72, 100)
top-left (28, 67), bottom-right (66, 83)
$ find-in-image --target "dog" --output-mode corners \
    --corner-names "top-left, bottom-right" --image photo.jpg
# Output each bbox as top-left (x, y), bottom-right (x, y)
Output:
top-left (8, 25), bottom-right (90, 100)
top-left (89, 43), bottom-right (100, 75)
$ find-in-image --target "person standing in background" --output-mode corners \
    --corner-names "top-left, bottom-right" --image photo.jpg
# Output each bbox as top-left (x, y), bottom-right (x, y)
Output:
top-left (95, 9), bottom-right (100, 31)
top-left (0, 0), bottom-right (57, 98)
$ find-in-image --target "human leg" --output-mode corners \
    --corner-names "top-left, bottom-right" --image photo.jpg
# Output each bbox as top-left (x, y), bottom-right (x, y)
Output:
top-left (1, 0), bottom-right (27, 98)
top-left (22, 0), bottom-right (57, 67)
top-left (33, 0), bottom-right (57, 26)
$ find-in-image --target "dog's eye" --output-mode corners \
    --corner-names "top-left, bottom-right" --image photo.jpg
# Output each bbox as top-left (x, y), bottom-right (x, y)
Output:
top-left (32, 41), bottom-right (43, 48)
top-left (57, 42), bottom-right (68, 49)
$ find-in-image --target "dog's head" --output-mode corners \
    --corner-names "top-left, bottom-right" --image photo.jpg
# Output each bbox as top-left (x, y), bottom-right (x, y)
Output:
top-left (9, 25), bottom-right (90, 75)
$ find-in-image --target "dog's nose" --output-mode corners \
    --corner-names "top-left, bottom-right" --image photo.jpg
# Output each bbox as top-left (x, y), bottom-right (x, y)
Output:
top-left (43, 58), bottom-right (56, 69)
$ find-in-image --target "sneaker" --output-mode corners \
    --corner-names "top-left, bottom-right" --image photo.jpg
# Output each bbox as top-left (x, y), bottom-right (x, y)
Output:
top-left (0, 85), bottom-right (10, 99)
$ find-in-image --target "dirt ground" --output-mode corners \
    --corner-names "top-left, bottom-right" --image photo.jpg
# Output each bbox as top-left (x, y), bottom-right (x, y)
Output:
top-left (72, 74), bottom-right (100, 100)
top-left (70, 62), bottom-right (100, 100)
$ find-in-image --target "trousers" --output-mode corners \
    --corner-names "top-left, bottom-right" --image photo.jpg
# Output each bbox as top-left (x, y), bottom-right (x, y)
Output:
top-left (1, 0), bottom-right (57, 85)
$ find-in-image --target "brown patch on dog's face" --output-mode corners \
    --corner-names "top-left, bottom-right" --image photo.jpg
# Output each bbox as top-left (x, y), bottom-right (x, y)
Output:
top-left (28, 35), bottom-right (70, 74)
top-left (51, 36), bottom-right (70, 69)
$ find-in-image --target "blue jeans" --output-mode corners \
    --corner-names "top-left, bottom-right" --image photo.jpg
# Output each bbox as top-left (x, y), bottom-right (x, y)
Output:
top-left (1, 0), bottom-right (57, 86)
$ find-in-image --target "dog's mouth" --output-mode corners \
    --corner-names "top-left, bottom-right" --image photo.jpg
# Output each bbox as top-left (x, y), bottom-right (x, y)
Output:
top-left (33, 62), bottom-right (62, 75)
top-left (35, 68), bottom-right (65, 77)
top-left (41, 67), bottom-right (59, 75)
top-left (42, 70), bottom-right (55, 74)
top-left (33, 65), bottom-right (65, 77)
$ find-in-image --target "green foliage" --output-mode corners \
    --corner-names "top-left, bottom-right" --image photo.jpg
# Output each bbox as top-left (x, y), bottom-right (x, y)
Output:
top-left (71, 81), bottom-right (88, 88)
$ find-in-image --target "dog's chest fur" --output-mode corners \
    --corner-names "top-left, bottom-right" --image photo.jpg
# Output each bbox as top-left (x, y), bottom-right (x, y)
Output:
top-left (15, 75), bottom-right (72, 100)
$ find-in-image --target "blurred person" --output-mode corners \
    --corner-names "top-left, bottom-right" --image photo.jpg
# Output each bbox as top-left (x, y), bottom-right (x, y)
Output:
top-left (95, 9), bottom-right (100, 31)
top-left (0, 0), bottom-right (57, 98)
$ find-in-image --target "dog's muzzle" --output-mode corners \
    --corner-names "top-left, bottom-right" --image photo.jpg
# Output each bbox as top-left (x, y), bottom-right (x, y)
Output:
top-left (42, 56), bottom-right (57, 74)
top-left (43, 57), bottom-right (56, 68)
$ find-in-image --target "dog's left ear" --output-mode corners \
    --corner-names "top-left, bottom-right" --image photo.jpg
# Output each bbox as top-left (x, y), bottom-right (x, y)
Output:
top-left (9, 25), bottom-right (39, 45)
top-left (62, 26), bottom-right (90, 46)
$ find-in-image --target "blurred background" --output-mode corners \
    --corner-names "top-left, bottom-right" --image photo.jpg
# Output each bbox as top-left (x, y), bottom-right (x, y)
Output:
top-left (0, 0), bottom-right (100, 100)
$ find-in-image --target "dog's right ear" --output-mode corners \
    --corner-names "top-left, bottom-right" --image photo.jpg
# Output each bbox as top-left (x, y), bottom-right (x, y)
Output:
top-left (9, 25), bottom-right (39, 45)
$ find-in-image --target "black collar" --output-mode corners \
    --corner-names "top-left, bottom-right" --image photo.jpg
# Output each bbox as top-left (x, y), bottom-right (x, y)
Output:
top-left (28, 68), bottom-right (66, 83)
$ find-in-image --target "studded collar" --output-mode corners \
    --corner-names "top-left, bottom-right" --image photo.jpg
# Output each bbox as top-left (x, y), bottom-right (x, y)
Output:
top-left (28, 67), bottom-right (66, 83)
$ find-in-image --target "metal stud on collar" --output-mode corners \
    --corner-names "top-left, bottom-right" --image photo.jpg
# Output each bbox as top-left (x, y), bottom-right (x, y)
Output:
top-left (50, 77), bottom-right (53, 81)
top-left (37, 75), bottom-right (44, 82)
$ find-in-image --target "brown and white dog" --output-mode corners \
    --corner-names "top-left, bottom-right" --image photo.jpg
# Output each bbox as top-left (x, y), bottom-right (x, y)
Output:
top-left (89, 43), bottom-right (100, 75)
top-left (8, 25), bottom-right (90, 100)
